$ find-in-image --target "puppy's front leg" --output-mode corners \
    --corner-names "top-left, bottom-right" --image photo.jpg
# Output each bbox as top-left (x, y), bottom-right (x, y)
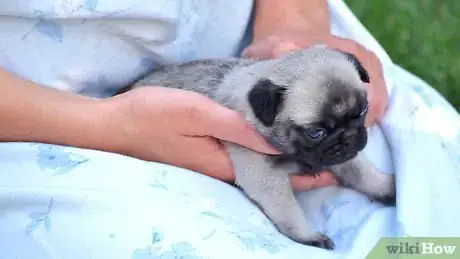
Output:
top-left (330, 152), bottom-right (396, 205)
top-left (224, 142), bottom-right (334, 250)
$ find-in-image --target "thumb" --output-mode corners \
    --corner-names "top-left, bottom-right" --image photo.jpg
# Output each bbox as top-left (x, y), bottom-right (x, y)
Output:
top-left (290, 171), bottom-right (338, 191)
top-left (177, 136), bottom-right (236, 182)
top-left (182, 95), bottom-right (280, 155)
top-left (242, 40), bottom-right (300, 59)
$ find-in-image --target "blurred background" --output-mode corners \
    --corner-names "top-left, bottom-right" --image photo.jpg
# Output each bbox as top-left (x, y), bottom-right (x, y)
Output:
top-left (345, 0), bottom-right (460, 111)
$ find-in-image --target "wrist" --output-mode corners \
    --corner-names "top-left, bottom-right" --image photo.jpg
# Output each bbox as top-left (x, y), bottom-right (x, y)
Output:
top-left (48, 95), bottom-right (120, 153)
top-left (91, 92), bottom-right (138, 157)
top-left (0, 68), bottom-right (123, 153)
top-left (16, 89), bottom-right (117, 153)
top-left (26, 92), bottom-right (133, 157)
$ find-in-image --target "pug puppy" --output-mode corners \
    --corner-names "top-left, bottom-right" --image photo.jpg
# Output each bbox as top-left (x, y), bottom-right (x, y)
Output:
top-left (117, 46), bottom-right (396, 250)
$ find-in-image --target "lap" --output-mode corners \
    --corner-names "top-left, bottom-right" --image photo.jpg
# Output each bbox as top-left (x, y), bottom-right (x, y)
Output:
top-left (2, 65), bottom-right (460, 258)
top-left (2, 1), bottom-right (460, 256)
top-left (0, 143), bottom-right (330, 258)
top-left (1, 71), bottom-right (460, 259)
top-left (0, 127), bottom-right (390, 259)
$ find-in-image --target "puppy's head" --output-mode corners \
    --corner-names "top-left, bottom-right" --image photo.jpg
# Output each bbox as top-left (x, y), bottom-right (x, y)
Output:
top-left (247, 46), bottom-right (371, 172)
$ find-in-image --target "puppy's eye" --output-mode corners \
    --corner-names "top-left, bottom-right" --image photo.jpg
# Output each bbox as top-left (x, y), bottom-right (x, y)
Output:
top-left (307, 128), bottom-right (326, 140)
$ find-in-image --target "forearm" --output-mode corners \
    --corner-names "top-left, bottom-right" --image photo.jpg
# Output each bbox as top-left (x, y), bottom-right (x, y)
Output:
top-left (0, 68), bottom-right (119, 151)
top-left (252, 0), bottom-right (330, 40)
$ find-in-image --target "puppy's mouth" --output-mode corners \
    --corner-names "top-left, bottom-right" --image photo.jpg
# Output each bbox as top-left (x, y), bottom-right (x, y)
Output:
top-left (292, 126), bottom-right (367, 172)
top-left (318, 126), bottom-right (367, 165)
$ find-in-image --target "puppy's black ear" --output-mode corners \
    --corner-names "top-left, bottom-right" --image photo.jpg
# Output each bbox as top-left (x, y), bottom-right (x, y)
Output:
top-left (338, 50), bottom-right (370, 83)
top-left (248, 79), bottom-right (287, 126)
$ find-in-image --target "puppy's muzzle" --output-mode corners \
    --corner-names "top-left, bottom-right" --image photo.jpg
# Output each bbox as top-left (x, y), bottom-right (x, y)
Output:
top-left (318, 125), bottom-right (367, 166)
top-left (289, 123), bottom-right (368, 173)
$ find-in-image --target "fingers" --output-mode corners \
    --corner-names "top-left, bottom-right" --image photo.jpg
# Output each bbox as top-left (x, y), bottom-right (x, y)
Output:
top-left (177, 136), bottom-right (339, 191)
top-left (204, 110), bottom-right (280, 154)
top-left (188, 137), bottom-right (235, 182)
top-left (131, 88), bottom-right (280, 155)
top-left (290, 171), bottom-right (338, 192)
top-left (364, 81), bottom-right (386, 127)
top-left (356, 46), bottom-right (388, 127)
top-left (162, 135), bottom-right (236, 182)
top-left (367, 52), bottom-right (388, 124)
top-left (242, 36), bottom-right (300, 59)
top-left (329, 37), bottom-right (388, 127)
top-left (181, 94), bottom-right (281, 155)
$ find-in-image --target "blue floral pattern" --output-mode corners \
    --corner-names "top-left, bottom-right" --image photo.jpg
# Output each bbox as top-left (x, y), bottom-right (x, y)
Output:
top-left (21, 11), bottom-right (63, 43)
top-left (84, 0), bottom-right (98, 12)
top-left (0, 66), bottom-right (454, 257)
top-left (25, 198), bottom-right (54, 235)
top-left (149, 170), bottom-right (170, 191)
top-left (36, 144), bottom-right (89, 175)
top-left (441, 133), bottom-right (460, 179)
top-left (232, 231), bottom-right (282, 254)
top-left (132, 229), bottom-right (203, 259)
top-left (0, 1), bottom-right (459, 257)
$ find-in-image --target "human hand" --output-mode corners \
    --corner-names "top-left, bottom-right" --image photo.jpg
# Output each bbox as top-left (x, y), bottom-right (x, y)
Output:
top-left (109, 87), bottom-right (337, 191)
top-left (242, 28), bottom-right (388, 127)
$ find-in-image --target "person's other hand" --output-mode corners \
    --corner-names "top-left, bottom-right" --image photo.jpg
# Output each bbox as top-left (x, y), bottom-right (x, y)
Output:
top-left (110, 86), bottom-right (337, 191)
top-left (242, 29), bottom-right (388, 127)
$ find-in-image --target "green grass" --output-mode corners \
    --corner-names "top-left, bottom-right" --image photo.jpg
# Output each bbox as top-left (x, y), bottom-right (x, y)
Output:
top-left (345, 0), bottom-right (460, 110)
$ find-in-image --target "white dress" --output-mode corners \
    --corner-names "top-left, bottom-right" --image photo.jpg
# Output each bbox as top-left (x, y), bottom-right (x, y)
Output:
top-left (0, 1), bottom-right (459, 258)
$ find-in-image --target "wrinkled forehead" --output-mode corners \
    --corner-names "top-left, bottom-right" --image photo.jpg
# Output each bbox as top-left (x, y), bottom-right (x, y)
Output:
top-left (284, 77), bottom-right (367, 123)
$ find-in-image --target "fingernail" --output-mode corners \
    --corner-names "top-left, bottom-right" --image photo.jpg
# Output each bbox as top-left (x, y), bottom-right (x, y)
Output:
top-left (249, 125), bottom-right (281, 154)
top-left (260, 141), bottom-right (281, 154)
top-left (261, 138), bottom-right (282, 154)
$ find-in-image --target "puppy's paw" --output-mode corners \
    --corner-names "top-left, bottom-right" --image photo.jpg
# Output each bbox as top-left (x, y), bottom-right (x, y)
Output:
top-left (279, 224), bottom-right (335, 250)
top-left (295, 233), bottom-right (335, 250)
